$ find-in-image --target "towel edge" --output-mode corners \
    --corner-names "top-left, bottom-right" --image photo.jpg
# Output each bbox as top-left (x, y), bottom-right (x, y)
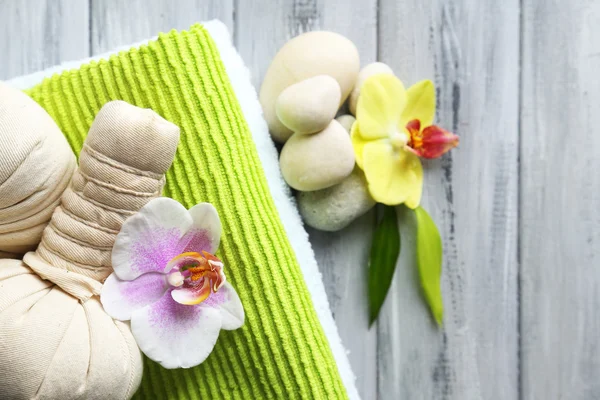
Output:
top-left (202, 20), bottom-right (360, 400)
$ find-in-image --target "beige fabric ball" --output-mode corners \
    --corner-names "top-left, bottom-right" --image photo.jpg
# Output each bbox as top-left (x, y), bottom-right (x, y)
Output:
top-left (0, 82), bottom-right (76, 254)
top-left (0, 101), bottom-right (180, 399)
top-left (0, 257), bottom-right (142, 400)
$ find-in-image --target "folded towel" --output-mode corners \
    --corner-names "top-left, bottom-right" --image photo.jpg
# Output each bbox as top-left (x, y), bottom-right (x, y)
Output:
top-left (8, 20), bottom-right (359, 400)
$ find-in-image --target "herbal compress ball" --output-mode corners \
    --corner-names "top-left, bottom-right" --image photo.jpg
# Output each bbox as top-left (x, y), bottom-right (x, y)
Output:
top-left (0, 101), bottom-right (180, 400)
top-left (0, 83), bottom-right (76, 255)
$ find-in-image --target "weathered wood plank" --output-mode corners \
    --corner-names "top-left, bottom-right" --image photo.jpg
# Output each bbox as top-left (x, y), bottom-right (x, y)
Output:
top-left (90, 0), bottom-right (234, 54)
top-left (0, 0), bottom-right (89, 79)
top-left (235, 1), bottom-right (378, 398)
top-left (520, 1), bottom-right (600, 398)
top-left (378, 0), bottom-right (520, 399)
top-left (307, 214), bottom-right (378, 400)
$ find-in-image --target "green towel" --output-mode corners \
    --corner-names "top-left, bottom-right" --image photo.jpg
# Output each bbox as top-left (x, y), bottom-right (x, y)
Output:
top-left (22, 22), bottom-right (349, 400)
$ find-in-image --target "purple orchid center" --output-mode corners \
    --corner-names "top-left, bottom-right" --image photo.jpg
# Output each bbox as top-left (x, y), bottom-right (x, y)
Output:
top-left (166, 251), bottom-right (226, 305)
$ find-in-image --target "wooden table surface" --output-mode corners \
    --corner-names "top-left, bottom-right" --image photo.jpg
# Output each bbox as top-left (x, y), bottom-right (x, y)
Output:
top-left (1, 1), bottom-right (599, 399)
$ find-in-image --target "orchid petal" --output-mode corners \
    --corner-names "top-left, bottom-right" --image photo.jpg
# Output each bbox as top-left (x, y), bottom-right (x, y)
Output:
top-left (350, 122), bottom-right (372, 169)
top-left (177, 203), bottom-right (222, 255)
top-left (112, 198), bottom-right (193, 281)
top-left (101, 272), bottom-right (168, 321)
top-left (412, 125), bottom-right (459, 159)
top-left (202, 282), bottom-right (245, 330)
top-left (362, 141), bottom-right (423, 207)
top-left (171, 279), bottom-right (212, 305)
top-left (401, 80), bottom-right (436, 128)
top-left (356, 74), bottom-right (406, 140)
top-left (131, 292), bottom-right (222, 369)
top-left (403, 160), bottom-right (424, 210)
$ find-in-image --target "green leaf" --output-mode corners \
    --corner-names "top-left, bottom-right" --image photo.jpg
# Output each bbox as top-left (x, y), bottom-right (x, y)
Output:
top-left (414, 206), bottom-right (444, 326)
top-left (368, 205), bottom-right (401, 326)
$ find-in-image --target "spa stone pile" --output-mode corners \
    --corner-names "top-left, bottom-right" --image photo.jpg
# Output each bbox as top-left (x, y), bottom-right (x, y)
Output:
top-left (260, 31), bottom-right (395, 232)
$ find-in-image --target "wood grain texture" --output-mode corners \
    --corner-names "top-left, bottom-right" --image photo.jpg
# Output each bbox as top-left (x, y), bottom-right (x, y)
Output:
top-left (308, 214), bottom-right (378, 400)
top-left (234, 1), bottom-right (378, 398)
top-left (378, 0), bottom-right (520, 399)
top-left (0, 0), bottom-right (89, 79)
top-left (90, 0), bottom-right (233, 54)
top-left (7, 0), bottom-right (600, 399)
top-left (520, 0), bottom-right (600, 398)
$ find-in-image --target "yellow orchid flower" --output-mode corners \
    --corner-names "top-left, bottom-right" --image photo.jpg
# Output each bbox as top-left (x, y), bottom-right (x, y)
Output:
top-left (351, 74), bottom-right (459, 208)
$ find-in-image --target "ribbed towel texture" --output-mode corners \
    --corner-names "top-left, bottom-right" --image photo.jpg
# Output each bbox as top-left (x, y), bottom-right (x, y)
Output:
top-left (25, 24), bottom-right (348, 399)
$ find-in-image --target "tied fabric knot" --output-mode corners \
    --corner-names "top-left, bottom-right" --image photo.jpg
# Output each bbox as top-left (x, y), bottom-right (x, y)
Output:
top-left (18, 101), bottom-right (180, 301)
top-left (35, 136), bottom-right (173, 282)
top-left (24, 252), bottom-right (103, 302)
top-left (0, 100), bottom-right (180, 400)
